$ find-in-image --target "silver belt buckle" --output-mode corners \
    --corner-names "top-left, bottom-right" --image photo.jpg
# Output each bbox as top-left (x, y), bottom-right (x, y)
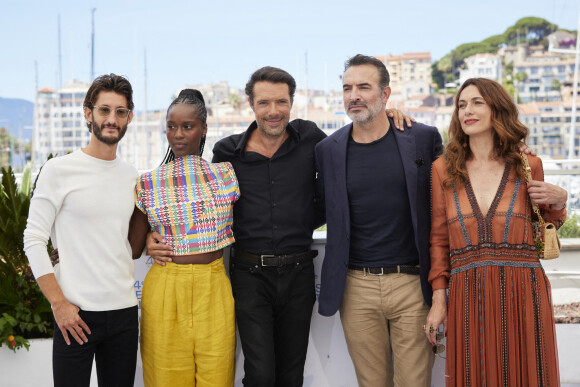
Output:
top-left (366, 267), bottom-right (384, 276)
top-left (260, 254), bottom-right (276, 266)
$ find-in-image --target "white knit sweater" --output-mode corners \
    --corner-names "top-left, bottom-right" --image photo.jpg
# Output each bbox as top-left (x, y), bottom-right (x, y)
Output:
top-left (24, 150), bottom-right (138, 311)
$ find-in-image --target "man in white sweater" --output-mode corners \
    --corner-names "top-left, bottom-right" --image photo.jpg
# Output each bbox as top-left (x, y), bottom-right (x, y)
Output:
top-left (24, 74), bottom-right (139, 387)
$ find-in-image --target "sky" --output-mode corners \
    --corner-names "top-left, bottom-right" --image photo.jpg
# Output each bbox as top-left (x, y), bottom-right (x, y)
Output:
top-left (1, 0), bottom-right (580, 111)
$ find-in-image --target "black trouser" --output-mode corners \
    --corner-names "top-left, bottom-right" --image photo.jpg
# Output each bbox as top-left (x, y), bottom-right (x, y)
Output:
top-left (52, 305), bottom-right (138, 387)
top-left (231, 259), bottom-right (316, 387)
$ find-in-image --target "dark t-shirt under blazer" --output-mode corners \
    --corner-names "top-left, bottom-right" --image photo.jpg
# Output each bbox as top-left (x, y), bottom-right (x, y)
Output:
top-left (315, 119), bottom-right (443, 316)
top-left (346, 129), bottom-right (419, 267)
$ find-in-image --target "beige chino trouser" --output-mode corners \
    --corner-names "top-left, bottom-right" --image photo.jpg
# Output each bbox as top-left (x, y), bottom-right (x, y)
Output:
top-left (339, 269), bottom-right (434, 387)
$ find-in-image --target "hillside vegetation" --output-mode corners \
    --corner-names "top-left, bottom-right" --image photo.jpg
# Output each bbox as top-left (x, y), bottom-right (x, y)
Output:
top-left (431, 17), bottom-right (571, 89)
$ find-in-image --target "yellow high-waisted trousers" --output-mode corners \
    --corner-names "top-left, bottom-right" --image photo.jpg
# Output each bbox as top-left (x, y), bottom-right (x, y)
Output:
top-left (140, 258), bottom-right (235, 387)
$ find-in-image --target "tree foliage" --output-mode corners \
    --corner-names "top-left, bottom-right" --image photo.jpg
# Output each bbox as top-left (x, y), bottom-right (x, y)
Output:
top-left (515, 72), bottom-right (528, 82)
top-left (504, 17), bottom-right (558, 46)
top-left (482, 34), bottom-right (506, 47)
top-left (431, 63), bottom-right (446, 90)
top-left (558, 213), bottom-right (580, 238)
top-left (0, 163), bottom-right (53, 352)
top-left (228, 93), bottom-right (242, 108)
top-left (431, 17), bottom-right (560, 87)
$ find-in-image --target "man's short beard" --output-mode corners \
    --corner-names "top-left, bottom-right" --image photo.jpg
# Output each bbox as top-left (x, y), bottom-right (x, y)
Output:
top-left (256, 117), bottom-right (289, 138)
top-left (90, 120), bottom-right (127, 145)
top-left (347, 87), bottom-right (386, 124)
top-left (348, 100), bottom-right (384, 124)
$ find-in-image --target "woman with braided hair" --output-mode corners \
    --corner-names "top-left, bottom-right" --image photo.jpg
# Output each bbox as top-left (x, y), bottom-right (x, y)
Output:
top-left (130, 89), bottom-right (239, 386)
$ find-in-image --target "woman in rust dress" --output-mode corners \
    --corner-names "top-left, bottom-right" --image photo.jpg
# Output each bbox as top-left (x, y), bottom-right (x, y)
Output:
top-left (425, 78), bottom-right (568, 386)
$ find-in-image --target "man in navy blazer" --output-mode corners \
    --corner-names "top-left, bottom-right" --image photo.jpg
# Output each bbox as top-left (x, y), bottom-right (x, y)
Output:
top-left (315, 54), bottom-right (443, 387)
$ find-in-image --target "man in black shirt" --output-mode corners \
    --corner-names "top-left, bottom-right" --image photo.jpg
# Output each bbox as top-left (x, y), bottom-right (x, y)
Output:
top-left (316, 55), bottom-right (443, 387)
top-left (212, 67), bottom-right (326, 387)
top-left (146, 67), bottom-right (412, 386)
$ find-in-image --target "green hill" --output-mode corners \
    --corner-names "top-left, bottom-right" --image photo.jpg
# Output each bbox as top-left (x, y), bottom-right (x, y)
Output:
top-left (432, 17), bottom-right (566, 89)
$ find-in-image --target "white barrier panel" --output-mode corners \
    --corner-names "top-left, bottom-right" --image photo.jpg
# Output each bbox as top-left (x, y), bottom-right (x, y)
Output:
top-left (132, 232), bottom-right (447, 386)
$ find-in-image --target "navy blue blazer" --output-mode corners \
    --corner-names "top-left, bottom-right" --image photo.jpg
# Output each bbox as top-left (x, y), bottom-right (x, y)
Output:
top-left (315, 118), bottom-right (443, 317)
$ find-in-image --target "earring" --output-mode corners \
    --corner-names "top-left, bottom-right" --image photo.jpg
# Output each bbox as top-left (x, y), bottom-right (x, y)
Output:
top-left (462, 141), bottom-right (467, 148)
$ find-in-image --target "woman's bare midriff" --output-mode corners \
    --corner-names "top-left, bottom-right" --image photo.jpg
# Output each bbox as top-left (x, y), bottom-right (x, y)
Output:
top-left (171, 249), bottom-right (224, 265)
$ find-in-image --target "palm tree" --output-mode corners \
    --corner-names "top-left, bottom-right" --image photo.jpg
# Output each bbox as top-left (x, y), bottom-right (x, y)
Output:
top-left (228, 93), bottom-right (243, 113)
top-left (514, 72), bottom-right (529, 102)
top-left (552, 79), bottom-right (563, 100)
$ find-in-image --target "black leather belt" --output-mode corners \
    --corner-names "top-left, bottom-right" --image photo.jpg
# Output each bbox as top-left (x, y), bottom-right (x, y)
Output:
top-left (348, 264), bottom-right (420, 276)
top-left (233, 250), bottom-right (318, 267)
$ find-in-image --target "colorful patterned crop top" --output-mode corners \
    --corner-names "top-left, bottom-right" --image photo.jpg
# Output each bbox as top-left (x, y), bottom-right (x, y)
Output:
top-left (135, 155), bottom-right (240, 255)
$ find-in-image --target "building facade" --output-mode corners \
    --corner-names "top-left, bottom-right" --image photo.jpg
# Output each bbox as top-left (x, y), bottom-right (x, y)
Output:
top-left (375, 52), bottom-right (433, 98)
top-left (33, 80), bottom-right (91, 170)
top-left (512, 50), bottom-right (574, 103)
top-left (33, 80), bottom-right (166, 171)
top-left (459, 53), bottom-right (503, 85)
top-left (519, 101), bottom-right (580, 159)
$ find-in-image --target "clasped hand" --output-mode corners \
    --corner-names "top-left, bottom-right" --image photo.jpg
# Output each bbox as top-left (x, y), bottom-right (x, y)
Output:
top-left (146, 231), bottom-right (174, 266)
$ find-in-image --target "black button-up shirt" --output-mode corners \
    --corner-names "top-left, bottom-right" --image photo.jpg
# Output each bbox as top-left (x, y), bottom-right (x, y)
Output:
top-left (212, 119), bottom-right (326, 255)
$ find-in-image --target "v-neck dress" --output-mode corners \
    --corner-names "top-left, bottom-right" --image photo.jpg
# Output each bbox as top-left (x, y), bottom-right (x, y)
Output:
top-left (429, 155), bottom-right (566, 387)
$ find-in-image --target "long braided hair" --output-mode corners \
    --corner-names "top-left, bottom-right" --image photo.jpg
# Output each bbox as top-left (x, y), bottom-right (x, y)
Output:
top-left (161, 88), bottom-right (208, 164)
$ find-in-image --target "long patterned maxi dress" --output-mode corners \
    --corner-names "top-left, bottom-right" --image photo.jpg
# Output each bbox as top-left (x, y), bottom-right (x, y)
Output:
top-left (429, 155), bottom-right (566, 387)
